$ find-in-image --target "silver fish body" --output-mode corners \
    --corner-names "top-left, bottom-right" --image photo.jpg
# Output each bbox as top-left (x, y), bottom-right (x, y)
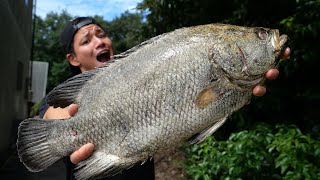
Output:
top-left (17, 23), bottom-right (288, 179)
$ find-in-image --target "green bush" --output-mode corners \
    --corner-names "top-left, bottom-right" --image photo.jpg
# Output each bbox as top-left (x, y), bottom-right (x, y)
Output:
top-left (29, 101), bottom-right (41, 117)
top-left (184, 124), bottom-right (320, 179)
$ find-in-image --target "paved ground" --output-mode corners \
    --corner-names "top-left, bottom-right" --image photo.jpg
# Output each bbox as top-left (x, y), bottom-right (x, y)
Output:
top-left (0, 119), bottom-right (66, 180)
top-left (0, 150), bottom-right (187, 180)
top-left (0, 150), bottom-right (66, 180)
top-left (0, 136), bottom-right (186, 180)
top-left (0, 118), bottom-right (186, 179)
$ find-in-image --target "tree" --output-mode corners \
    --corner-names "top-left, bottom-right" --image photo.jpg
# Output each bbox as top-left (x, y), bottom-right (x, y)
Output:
top-left (137, 0), bottom-right (320, 178)
top-left (33, 11), bottom-right (74, 91)
top-left (104, 11), bottom-right (147, 54)
top-left (138, 0), bottom-right (320, 136)
top-left (137, 0), bottom-right (296, 36)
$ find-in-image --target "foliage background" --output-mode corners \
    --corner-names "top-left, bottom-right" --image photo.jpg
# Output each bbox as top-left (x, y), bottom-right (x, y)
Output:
top-left (32, 0), bottom-right (319, 178)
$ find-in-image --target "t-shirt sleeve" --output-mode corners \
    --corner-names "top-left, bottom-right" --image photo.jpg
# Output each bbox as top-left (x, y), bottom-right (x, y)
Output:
top-left (39, 96), bottom-right (49, 118)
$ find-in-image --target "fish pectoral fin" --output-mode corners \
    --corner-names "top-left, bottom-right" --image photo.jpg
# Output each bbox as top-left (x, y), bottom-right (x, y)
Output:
top-left (188, 117), bottom-right (227, 144)
top-left (75, 152), bottom-right (135, 180)
top-left (46, 67), bottom-right (102, 108)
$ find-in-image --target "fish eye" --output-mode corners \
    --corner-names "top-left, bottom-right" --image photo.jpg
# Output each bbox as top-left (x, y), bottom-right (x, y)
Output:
top-left (257, 30), bottom-right (268, 40)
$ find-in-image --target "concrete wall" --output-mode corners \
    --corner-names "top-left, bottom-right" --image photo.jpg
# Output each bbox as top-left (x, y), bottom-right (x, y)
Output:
top-left (31, 61), bottom-right (49, 103)
top-left (0, 0), bottom-right (33, 162)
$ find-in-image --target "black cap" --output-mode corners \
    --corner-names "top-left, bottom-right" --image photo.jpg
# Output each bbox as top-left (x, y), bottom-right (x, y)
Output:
top-left (60, 17), bottom-right (102, 54)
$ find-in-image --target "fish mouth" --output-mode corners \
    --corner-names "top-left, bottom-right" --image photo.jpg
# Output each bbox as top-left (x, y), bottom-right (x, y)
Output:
top-left (272, 30), bottom-right (288, 53)
top-left (96, 50), bottom-right (111, 63)
top-left (271, 30), bottom-right (288, 69)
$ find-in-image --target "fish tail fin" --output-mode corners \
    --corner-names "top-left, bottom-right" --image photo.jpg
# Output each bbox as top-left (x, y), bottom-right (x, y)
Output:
top-left (17, 118), bottom-right (61, 172)
top-left (75, 152), bottom-right (136, 180)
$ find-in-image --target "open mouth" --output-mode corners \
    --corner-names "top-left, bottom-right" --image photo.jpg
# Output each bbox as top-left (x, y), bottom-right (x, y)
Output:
top-left (96, 51), bottom-right (111, 63)
top-left (272, 30), bottom-right (288, 52)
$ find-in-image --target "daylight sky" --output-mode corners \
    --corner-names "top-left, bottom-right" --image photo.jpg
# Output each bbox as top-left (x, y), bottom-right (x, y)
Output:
top-left (36, 0), bottom-right (143, 21)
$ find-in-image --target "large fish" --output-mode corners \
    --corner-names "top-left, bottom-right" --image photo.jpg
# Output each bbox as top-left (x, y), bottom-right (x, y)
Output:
top-left (17, 23), bottom-right (288, 179)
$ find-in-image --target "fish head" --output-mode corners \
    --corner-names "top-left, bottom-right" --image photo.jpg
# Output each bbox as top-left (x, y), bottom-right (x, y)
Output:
top-left (209, 25), bottom-right (288, 87)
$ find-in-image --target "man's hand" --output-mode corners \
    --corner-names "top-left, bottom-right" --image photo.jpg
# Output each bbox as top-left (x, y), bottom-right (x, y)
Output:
top-left (70, 143), bottom-right (94, 164)
top-left (67, 104), bottom-right (95, 164)
top-left (43, 104), bottom-right (95, 164)
top-left (43, 106), bottom-right (71, 120)
top-left (252, 47), bottom-right (290, 97)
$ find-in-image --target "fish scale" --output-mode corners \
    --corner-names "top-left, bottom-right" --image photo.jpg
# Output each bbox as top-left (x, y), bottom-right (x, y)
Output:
top-left (17, 23), bottom-right (288, 179)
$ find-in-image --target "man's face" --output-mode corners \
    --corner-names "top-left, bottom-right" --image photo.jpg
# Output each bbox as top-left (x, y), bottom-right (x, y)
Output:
top-left (71, 24), bottom-right (114, 72)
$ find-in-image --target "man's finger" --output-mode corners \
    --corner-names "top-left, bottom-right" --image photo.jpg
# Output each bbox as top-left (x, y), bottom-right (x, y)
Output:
top-left (68, 104), bottom-right (79, 117)
top-left (253, 85), bottom-right (266, 97)
top-left (70, 143), bottom-right (95, 164)
top-left (282, 47), bottom-right (291, 58)
top-left (265, 69), bottom-right (279, 80)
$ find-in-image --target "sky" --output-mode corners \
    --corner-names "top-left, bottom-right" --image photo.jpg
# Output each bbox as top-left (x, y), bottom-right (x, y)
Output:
top-left (36, 0), bottom-right (143, 21)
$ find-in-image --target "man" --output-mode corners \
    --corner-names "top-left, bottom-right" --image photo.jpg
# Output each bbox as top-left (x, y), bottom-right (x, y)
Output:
top-left (40, 17), bottom-right (291, 179)
top-left (40, 17), bottom-right (155, 180)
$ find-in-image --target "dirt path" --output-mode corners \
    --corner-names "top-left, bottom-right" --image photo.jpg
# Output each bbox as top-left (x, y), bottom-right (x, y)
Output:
top-left (154, 147), bottom-right (187, 180)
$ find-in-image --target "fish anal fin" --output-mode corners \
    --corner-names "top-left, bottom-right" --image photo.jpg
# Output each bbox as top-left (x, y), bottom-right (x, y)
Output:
top-left (188, 117), bottom-right (227, 144)
top-left (75, 152), bottom-right (135, 180)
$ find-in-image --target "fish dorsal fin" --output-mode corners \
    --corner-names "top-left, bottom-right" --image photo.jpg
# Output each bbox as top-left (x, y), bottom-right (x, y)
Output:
top-left (46, 67), bottom-right (103, 108)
